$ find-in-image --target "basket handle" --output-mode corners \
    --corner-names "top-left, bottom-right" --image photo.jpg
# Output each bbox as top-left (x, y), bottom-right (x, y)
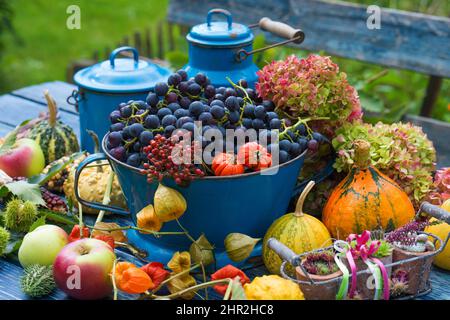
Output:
top-left (266, 238), bottom-right (296, 264)
top-left (419, 202), bottom-right (450, 224)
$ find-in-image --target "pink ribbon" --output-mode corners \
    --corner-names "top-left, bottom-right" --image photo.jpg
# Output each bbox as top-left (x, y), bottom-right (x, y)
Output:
top-left (345, 231), bottom-right (390, 300)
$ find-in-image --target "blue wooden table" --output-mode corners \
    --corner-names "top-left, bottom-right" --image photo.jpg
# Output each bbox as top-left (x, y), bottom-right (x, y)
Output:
top-left (0, 81), bottom-right (449, 300)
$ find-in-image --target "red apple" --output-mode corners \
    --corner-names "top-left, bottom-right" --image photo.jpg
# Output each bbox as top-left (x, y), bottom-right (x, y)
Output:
top-left (53, 238), bottom-right (116, 300)
top-left (0, 138), bottom-right (45, 177)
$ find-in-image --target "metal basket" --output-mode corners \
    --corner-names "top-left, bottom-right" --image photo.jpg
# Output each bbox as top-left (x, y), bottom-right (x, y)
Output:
top-left (267, 202), bottom-right (450, 300)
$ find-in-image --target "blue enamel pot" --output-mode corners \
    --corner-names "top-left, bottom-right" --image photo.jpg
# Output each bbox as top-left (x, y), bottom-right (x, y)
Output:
top-left (75, 133), bottom-right (334, 268)
top-left (69, 47), bottom-right (171, 153)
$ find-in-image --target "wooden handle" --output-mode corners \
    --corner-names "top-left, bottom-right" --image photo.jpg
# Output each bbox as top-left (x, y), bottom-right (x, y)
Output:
top-left (259, 17), bottom-right (304, 43)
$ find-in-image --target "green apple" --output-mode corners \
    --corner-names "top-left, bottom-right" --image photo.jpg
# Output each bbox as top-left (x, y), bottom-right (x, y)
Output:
top-left (18, 224), bottom-right (69, 267)
top-left (0, 138), bottom-right (45, 178)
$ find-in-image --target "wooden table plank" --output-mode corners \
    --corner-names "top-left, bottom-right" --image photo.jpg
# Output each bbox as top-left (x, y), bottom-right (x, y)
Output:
top-left (11, 81), bottom-right (78, 114)
top-left (0, 94), bottom-right (80, 137)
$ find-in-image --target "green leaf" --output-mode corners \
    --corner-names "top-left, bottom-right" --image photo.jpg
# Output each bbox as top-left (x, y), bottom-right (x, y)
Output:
top-left (0, 130), bottom-right (17, 156)
top-left (28, 215), bottom-right (46, 232)
top-left (3, 181), bottom-right (45, 206)
top-left (230, 278), bottom-right (246, 300)
top-left (28, 151), bottom-right (84, 185)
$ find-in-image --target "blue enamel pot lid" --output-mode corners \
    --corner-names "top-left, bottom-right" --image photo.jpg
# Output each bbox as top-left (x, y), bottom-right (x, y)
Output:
top-left (74, 47), bottom-right (171, 93)
top-left (187, 9), bottom-right (253, 47)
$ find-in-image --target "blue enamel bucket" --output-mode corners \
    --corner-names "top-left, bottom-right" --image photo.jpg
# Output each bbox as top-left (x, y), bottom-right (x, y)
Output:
top-left (69, 47), bottom-right (171, 153)
top-left (75, 133), bottom-right (333, 267)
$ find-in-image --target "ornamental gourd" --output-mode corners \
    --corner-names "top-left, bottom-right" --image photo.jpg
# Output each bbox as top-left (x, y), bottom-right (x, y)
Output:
top-left (28, 90), bottom-right (79, 165)
top-left (322, 139), bottom-right (415, 239)
top-left (425, 199), bottom-right (450, 270)
top-left (212, 153), bottom-right (244, 176)
top-left (262, 181), bottom-right (332, 274)
top-left (63, 131), bottom-right (126, 214)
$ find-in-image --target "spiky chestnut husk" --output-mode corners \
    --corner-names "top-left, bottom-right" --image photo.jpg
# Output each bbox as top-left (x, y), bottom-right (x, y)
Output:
top-left (4, 199), bottom-right (38, 232)
top-left (40, 187), bottom-right (67, 213)
top-left (0, 227), bottom-right (10, 256)
top-left (42, 154), bottom-right (86, 193)
top-left (20, 265), bottom-right (56, 298)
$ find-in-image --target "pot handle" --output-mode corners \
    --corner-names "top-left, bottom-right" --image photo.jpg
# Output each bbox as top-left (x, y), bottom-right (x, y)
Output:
top-left (207, 8), bottom-right (233, 30)
top-left (66, 89), bottom-right (83, 113)
top-left (74, 153), bottom-right (130, 215)
top-left (266, 238), bottom-right (297, 264)
top-left (109, 46), bottom-right (139, 68)
top-left (419, 202), bottom-right (450, 224)
top-left (259, 17), bottom-right (304, 44)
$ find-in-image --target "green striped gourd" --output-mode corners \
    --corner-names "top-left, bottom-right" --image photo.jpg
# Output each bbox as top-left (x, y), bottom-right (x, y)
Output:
top-left (28, 90), bottom-right (79, 165)
top-left (262, 181), bottom-right (332, 275)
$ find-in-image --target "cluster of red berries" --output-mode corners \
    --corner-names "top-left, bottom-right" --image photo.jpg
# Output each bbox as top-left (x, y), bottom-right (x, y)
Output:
top-left (141, 133), bottom-right (205, 185)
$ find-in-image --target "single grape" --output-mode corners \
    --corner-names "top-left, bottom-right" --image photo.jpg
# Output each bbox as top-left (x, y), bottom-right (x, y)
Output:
top-left (246, 88), bottom-right (256, 100)
top-left (298, 137), bottom-right (308, 151)
top-left (216, 87), bottom-right (226, 95)
top-left (242, 118), bottom-right (253, 129)
top-left (267, 112), bottom-right (278, 121)
top-left (139, 130), bottom-right (154, 146)
top-left (122, 126), bottom-right (131, 139)
top-left (225, 96), bottom-right (239, 111)
top-left (204, 85), bottom-right (216, 98)
top-left (210, 99), bottom-right (225, 107)
top-left (279, 150), bottom-right (290, 164)
top-left (144, 115), bottom-right (160, 129)
top-left (179, 96), bottom-right (191, 109)
top-left (286, 130), bottom-right (296, 141)
top-left (290, 142), bottom-right (301, 156)
top-left (194, 73), bottom-right (207, 86)
top-left (262, 100), bottom-right (275, 112)
top-left (165, 92), bottom-right (178, 104)
top-left (308, 139), bottom-right (319, 151)
top-left (126, 153), bottom-right (141, 167)
top-left (168, 73), bottom-right (182, 86)
top-left (176, 69), bottom-right (188, 81)
top-left (157, 107), bottom-right (172, 119)
top-left (243, 104), bottom-right (255, 118)
top-left (198, 112), bottom-right (213, 125)
top-left (189, 101), bottom-right (203, 116)
top-left (178, 81), bottom-right (189, 94)
top-left (154, 82), bottom-right (169, 97)
top-left (108, 131), bottom-right (122, 148)
top-left (162, 114), bottom-right (177, 127)
top-left (174, 108), bottom-right (189, 119)
top-left (295, 123), bottom-right (306, 135)
top-left (228, 110), bottom-right (240, 124)
top-left (269, 118), bottom-right (281, 130)
top-left (279, 139), bottom-right (292, 152)
top-left (211, 105), bottom-right (225, 119)
top-left (312, 132), bottom-right (324, 143)
top-left (110, 122), bottom-right (124, 132)
top-left (164, 125), bottom-right (176, 137)
top-left (214, 93), bottom-right (225, 101)
top-left (109, 110), bottom-right (121, 123)
top-left (129, 123), bottom-right (144, 138)
top-left (120, 105), bottom-right (132, 118)
top-left (254, 105), bottom-right (266, 120)
top-left (110, 146), bottom-right (126, 162)
top-left (167, 102), bottom-right (180, 113)
top-left (182, 122), bottom-right (195, 133)
top-left (224, 88), bottom-right (236, 98)
top-left (133, 141), bottom-right (142, 152)
top-left (134, 100), bottom-right (147, 109)
top-left (188, 83), bottom-right (202, 96)
top-left (252, 118), bottom-right (265, 130)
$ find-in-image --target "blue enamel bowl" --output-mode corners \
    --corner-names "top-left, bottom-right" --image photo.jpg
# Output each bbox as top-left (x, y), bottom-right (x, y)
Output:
top-left (75, 133), bottom-right (334, 267)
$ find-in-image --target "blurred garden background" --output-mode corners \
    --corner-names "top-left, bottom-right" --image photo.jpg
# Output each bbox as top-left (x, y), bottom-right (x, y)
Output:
top-left (0, 0), bottom-right (448, 122)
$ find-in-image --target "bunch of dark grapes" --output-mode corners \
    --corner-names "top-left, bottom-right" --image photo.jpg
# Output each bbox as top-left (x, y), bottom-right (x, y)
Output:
top-left (106, 70), bottom-right (327, 174)
top-left (141, 134), bottom-right (205, 186)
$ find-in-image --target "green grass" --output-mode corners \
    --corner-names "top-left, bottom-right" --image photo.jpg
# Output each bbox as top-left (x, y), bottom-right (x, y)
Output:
top-left (0, 0), bottom-right (168, 93)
